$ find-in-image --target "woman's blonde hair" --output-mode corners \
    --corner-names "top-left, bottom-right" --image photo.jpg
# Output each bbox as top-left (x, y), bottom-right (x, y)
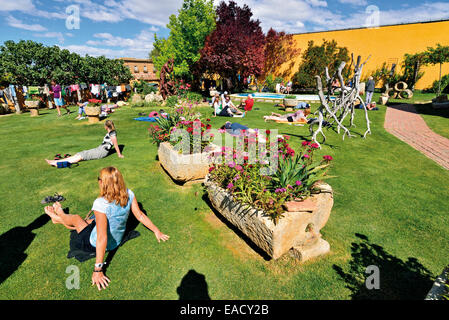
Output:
top-left (98, 167), bottom-right (128, 207)
top-left (105, 120), bottom-right (115, 131)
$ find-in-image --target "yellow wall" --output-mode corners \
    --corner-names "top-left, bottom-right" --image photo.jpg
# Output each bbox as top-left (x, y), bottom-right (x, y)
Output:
top-left (281, 20), bottom-right (449, 90)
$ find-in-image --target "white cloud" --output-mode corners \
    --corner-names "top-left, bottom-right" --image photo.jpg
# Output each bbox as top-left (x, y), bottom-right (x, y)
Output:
top-left (34, 32), bottom-right (65, 44)
top-left (0, 0), bottom-right (34, 11)
top-left (306, 0), bottom-right (327, 7)
top-left (338, 0), bottom-right (368, 6)
top-left (64, 28), bottom-right (155, 59)
top-left (6, 15), bottom-right (47, 31)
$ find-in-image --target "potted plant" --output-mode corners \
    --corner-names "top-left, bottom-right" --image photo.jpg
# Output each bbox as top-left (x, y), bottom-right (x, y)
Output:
top-left (24, 96), bottom-right (41, 117)
top-left (204, 136), bottom-right (334, 261)
top-left (283, 95), bottom-right (298, 108)
top-left (85, 99), bottom-right (102, 123)
top-left (149, 107), bottom-right (218, 184)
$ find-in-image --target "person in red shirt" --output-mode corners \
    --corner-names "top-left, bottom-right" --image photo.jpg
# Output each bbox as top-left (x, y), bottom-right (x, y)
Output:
top-left (239, 94), bottom-right (254, 111)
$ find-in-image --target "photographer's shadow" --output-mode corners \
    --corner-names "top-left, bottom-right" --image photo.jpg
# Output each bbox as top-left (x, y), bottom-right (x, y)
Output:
top-left (177, 269), bottom-right (211, 300)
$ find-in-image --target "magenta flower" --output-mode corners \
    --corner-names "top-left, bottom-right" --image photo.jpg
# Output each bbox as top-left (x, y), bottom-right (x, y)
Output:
top-left (303, 154), bottom-right (310, 159)
top-left (323, 155), bottom-right (333, 161)
top-left (295, 180), bottom-right (302, 186)
top-left (235, 165), bottom-right (243, 171)
top-left (227, 161), bottom-right (235, 168)
top-left (227, 183), bottom-right (234, 189)
top-left (311, 143), bottom-right (319, 149)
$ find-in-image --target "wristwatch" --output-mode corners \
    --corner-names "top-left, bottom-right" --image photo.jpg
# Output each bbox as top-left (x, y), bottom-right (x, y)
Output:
top-left (94, 263), bottom-right (104, 269)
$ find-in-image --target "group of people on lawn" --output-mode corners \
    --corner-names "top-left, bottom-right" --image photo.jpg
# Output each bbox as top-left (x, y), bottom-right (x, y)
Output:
top-left (211, 92), bottom-right (254, 117)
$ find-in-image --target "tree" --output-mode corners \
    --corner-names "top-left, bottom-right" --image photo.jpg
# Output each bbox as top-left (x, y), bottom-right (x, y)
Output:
top-left (258, 28), bottom-right (300, 90)
top-left (152, 0), bottom-right (216, 79)
top-left (401, 52), bottom-right (426, 91)
top-left (196, 1), bottom-right (266, 90)
top-left (424, 43), bottom-right (449, 96)
top-left (0, 40), bottom-right (132, 85)
top-left (292, 39), bottom-right (350, 89)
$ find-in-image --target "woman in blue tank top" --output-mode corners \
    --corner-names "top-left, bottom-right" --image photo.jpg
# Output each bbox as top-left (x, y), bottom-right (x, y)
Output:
top-left (44, 166), bottom-right (169, 290)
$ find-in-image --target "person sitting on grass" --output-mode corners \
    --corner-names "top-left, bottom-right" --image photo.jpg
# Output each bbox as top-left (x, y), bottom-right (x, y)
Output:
top-left (238, 94), bottom-right (254, 111)
top-left (43, 166), bottom-right (169, 291)
top-left (264, 109), bottom-right (309, 122)
top-left (214, 95), bottom-right (243, 117)
top-left (76, 100), bottom-right (88, 120)
top-left (45, 120), bottom-right (124, 167)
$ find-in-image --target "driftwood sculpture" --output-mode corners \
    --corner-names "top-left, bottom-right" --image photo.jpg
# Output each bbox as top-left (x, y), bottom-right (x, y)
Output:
top-left (159, 58), bottom-right (176, 100)
top-left (309, 54), bottom-right (372, 148)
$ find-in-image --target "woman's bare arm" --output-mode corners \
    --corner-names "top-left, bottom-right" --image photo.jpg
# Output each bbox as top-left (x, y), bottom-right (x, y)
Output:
top-left (131, 197), bottom-right (169, 242)
top-left (110, 135), bottom-right (123, 158)
top-left (92, 211), bottom-right (110, 290)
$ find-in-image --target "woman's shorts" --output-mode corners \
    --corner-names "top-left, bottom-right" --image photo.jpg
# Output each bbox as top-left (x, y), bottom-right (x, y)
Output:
top-left (70, 221), bottom-right (96, 253)
top-left (76, 145), bottom-right (109, 161)
top-left (287, 116), bottom-right (294, 122)
top-left (54, 98), bottom-right (65, 106)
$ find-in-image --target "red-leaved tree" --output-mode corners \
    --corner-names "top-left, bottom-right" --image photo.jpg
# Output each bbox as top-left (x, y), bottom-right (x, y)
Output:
top-left (259, 28), bottom-right (300, 89)
top-left (196, 1), bottom-right (265, 91)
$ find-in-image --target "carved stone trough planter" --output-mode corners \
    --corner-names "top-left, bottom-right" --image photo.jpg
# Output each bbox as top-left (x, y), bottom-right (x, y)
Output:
top-left (85, 106), bottom-right (101, 123)
top-left (25, 100), bottom-right (40, 117)
top-left (158, 142), bottom-right (219, 185)
top-left (204, 174), bottom-right (334, 261)
top-left (283, 98), bottom-right (298, 108)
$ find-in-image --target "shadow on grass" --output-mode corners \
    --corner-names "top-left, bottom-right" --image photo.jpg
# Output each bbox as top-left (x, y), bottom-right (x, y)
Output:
top-left (333, 233), bottom-right (433, 300)
top-left (108, 144), bottom-right (125, 156)
top-left (177, 269), bottom-right (211, 300)
top-left (201, 193), bottom-right (272, 261)
top-left (387, 102), bottom-right (449, 120)
top-left (0, 214), bottom-right (50, 285)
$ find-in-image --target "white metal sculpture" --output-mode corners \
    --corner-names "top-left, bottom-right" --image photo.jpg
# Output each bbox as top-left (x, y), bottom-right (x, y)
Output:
top-left (309, 54), bottom-right (372, 148)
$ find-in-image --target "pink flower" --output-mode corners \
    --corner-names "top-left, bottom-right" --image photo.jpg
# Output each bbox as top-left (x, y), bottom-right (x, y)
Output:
top-left (323, 155), bottom-right (333, 161)
top-left (303, 154), bottom-right (310, 159)
top-left (235, 165), bottom-right (243, 171)
top-left (295, 180), bottom-right (302, 186)
top-left (209, 167), bottom-right (215, 172)
top-left (310, 143), bottom-right (319, 149)
top-left (301, 141), bottom-right (310, 146)
top-left (227, 183), bottom-right (234, 189)
top-left (227, 161), bottom-right (235, 168)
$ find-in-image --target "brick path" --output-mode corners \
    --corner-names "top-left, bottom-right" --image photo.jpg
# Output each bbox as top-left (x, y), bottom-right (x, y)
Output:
top-left (384, 104), bottom-right (449, 170)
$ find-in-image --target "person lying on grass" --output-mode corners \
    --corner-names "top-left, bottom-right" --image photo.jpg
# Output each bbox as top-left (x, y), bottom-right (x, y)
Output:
top-left (45, 120), bottom-right (123, 167)
top-left (263, 109), bottom-right (309, 122)
top-left (43, 166), bottom-right (170, 290)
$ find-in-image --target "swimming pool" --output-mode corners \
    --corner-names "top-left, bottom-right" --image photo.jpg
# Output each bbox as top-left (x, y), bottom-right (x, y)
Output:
top-left (230, 92), bottom-right (332, 104)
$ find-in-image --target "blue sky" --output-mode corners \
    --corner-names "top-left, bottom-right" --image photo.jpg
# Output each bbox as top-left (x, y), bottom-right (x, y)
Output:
top-left (0, 0), bottom-right (448, 59)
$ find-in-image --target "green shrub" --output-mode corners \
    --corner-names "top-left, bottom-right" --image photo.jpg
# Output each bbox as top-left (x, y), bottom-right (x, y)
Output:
top-left (426, 74), bottom-right (449, 94)
top-left (186, 92), bottom-right (203, 103)
top-left (284, 95), bottom-right (296, 99)
top-left (166, 95), bottom-right (178, 108)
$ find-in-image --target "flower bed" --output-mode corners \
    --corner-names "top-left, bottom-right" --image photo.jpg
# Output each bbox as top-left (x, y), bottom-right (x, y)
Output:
top-left (149, 107), bottom-right (217, 184)
top-left (205, 136), bottom-right (335, 260)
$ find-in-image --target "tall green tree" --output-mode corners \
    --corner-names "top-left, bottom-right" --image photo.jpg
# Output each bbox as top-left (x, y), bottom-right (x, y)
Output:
top-left (424, 43), bottom-right (449, 96)
top-left (0, 40), bottom-right (132, 85)
top-left (292, 39), bottom-right (350, 89)
top-left (152, 0), bottom-right (216, 78)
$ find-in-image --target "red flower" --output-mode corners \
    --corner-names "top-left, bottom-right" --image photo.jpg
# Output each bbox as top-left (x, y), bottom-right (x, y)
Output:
top-left (266, 130), bottom-right (271, 135)
top-left (186, 127), bottom-right (193, 133)
top-left (323, 155), bottom-right (333, 161)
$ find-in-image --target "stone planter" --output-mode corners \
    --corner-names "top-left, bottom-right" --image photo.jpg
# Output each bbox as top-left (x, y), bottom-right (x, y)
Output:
top-left (283, 98), bottom-right (298, 108)
top-left (204, 175), bottom-right (334, 261)
top-left (85, 106), bottom-right (101, 123)
top-left (425, 266), bottom-right (448, 300)
top-left (158, 142), bottom-right (219, 185)
top-left (25, 100), bottom-right (40, 117)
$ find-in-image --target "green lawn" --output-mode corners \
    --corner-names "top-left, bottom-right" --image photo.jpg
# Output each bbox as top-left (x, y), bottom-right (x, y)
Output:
top-left (0, 100), bottom-right (448, 300)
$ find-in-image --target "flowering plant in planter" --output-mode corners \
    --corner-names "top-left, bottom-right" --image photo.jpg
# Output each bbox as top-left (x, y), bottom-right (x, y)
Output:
top-left (208, 135), bottom-right (334, 224)
top-left (87, 99), bottom-right (102, 107)
top-left (148, 106), bottom-right (213, 154)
